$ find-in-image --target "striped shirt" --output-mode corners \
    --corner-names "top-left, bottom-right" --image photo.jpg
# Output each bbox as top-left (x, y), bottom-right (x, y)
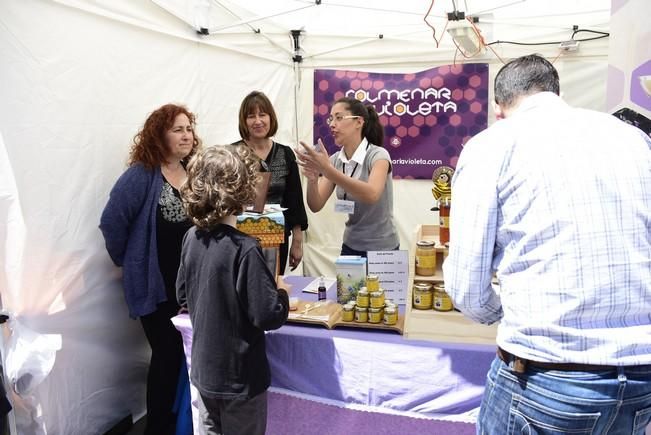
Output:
top-left (443, 92), bottom-right (651, 365)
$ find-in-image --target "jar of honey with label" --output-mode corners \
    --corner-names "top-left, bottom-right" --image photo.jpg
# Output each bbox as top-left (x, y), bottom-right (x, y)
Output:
top-left (433, 283), bottom-right (454, 312)
top-left (383, 306), bottom-right (398, 325)
top-left (415, 240), bottom-right (436, 276)
top-left (369, 290), bottom-right (385, 308)
top-left (356, 288), bottom-right (369, 308)
top-left (342, 304), bottom-right (355, 321)
top-left (412, 282), bottom-right (433, 310)
top-left (354, 306), bottom-right (368, 323)
top-left (366, 274), bottom-right (380, 292)
top-left (368, 307), bottom-right (383, 324)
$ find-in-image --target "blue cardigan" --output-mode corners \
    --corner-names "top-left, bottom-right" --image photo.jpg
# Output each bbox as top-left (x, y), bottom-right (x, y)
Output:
top-left (100, 163), bottom-right (166, 318)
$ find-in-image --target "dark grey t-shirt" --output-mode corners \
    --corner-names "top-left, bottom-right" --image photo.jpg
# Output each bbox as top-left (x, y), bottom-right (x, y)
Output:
top-left (176, 224), bottom-right (289, 399)
top-left (329, 144), bottom-right (399, 251)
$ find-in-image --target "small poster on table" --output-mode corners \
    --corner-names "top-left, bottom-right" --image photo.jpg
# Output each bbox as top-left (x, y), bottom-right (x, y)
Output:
top-left (367, 250), bottom-right (409, 304)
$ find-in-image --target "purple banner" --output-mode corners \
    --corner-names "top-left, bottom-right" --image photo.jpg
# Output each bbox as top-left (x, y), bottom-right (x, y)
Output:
top-left (313, 64), bottom-right (489, 179)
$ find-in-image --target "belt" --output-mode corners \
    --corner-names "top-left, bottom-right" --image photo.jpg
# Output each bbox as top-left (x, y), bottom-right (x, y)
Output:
top-left (496, 347), bottom-right (617, 374)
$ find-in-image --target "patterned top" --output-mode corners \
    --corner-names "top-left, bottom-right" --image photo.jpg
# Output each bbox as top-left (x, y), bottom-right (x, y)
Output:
top-left (157, 179), bottom-right (191, 301)
top-left (443, 92), bottom-right (651, 365)
top-left (158, 181), bottom-right (187, 223)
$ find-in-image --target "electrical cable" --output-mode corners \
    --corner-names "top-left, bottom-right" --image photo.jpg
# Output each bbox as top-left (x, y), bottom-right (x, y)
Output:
top-left (572, 28), bottom-right (609, 40)
top-left (486, 28), bottom-right (609, 47)
top-left (423, 0), bottom-right (446, 48)
top-left (464, 17), bottom-right (506, 65)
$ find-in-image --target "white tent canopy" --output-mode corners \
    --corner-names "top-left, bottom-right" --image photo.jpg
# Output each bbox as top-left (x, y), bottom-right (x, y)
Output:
top-left (0, 1), bottom-right (610, 433)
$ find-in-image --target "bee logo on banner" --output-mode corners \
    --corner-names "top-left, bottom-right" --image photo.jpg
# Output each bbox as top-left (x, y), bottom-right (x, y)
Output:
top-left (313, 64), bottom-right (488, 179)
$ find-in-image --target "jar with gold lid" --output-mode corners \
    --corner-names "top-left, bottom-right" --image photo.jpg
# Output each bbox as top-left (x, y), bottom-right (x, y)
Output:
top-left (367, 307), bottom-right (383, 324)
top-left (356, 288), bottom-right (369, 308)
top-left (342, 304), bottom-right (355, 321)
top-left (354, 306), bottom-right (368, 323)
top-left (366, 274), bottom-right (380, 292)
top-left (369, 290), bottom-right (385, 308)
top-left (383, 306), bottom-right (398, 325)
top-left (415, 240), bottom-right (436, 276)
top-left (412, 282), bottom-right (433, 310)
top-left (433, 283), bottom-right (453, 312)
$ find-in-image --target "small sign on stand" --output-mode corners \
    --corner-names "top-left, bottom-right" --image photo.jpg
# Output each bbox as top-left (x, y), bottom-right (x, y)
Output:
top-left (367, 250), bottom-right (409, 304)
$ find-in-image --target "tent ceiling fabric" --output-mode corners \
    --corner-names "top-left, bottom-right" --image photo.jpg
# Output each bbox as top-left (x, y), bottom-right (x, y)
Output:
top-left (57, 0), bottom-right (612, 67)
top-left (148, 0), bottom-right (611, 66)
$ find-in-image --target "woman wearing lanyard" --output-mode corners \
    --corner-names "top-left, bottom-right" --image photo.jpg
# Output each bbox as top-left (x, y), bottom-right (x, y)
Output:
top-left (298, 97), bottom-right (399, 257)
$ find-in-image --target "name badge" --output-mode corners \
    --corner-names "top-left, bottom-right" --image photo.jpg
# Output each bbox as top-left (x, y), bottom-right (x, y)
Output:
top-left (334, 199), bottom-right (355, 214)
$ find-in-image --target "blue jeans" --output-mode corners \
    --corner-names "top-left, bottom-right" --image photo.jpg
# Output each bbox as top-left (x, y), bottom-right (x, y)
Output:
top-left (478, 357), bottom-right (651, 434)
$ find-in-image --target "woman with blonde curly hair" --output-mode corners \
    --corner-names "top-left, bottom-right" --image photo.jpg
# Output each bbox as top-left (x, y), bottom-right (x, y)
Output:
top-left (100, 103), bottom-right (201, 435)
top-left (177, 144), bottom-right (289, 435)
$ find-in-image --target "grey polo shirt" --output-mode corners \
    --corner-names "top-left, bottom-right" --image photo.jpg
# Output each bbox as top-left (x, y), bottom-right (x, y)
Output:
top-left (329, 141), bottom-right (399, 251)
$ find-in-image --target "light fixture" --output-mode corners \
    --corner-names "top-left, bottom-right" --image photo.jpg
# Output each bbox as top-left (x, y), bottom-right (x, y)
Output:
top-left (447, 19), bottom-right (483, 57)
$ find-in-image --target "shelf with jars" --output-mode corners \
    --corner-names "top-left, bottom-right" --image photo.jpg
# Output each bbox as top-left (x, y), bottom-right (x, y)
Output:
top-left (403, 224), bottom-right (498, 345)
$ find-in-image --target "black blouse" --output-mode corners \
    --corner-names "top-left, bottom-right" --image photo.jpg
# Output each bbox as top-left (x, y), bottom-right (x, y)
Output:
top-left (236, 141), bottom-right (308, 234)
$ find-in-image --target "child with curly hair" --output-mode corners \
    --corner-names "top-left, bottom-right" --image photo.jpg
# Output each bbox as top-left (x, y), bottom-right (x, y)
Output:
top-left (176, 144), bottom-right (289, 435)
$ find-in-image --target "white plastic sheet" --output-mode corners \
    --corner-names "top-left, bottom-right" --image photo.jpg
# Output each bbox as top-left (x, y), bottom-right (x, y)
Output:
top-left (4, 317), bottom-right (61, 435)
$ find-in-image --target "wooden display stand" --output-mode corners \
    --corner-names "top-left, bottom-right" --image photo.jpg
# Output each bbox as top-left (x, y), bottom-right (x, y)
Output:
top-left (403, 224), bottom-right (498, 345)
top-left (287, 299), bottom-right (404, 334)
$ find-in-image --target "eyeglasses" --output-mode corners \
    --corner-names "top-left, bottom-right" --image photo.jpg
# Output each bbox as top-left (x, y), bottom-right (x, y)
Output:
top-left (326, 114), bottom-right (360, 126)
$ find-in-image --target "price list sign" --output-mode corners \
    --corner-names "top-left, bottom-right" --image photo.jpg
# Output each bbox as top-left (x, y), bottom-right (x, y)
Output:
top-left (367, 250), bottom-right (409, 304)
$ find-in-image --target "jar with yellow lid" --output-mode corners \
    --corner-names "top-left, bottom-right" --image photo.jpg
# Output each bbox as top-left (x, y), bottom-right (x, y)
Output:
top-left (354, 306), bottom-right (368, 323)
top-left (412, 282), bottom-right (433, 310)
top-left (415, 240), bottom-right (436, 276)
top-left (366, 274), bottom-right (380, 292)
top-left (342, 304), bottom-right (355, 321)
top-left (433, 283), bottom-right (454, 312)
top-left (383, 306), bottom-right (398, 325)
top-left (369, 290), bottom-right (385, 308)
top-left (367, 307), bottom-right (383, 324)
top-left (356, 288), bottom-right (369, 308)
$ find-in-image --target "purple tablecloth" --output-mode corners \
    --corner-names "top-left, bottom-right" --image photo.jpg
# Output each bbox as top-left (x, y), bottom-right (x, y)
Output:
top-left (173, 275), bottom-right (495, 422)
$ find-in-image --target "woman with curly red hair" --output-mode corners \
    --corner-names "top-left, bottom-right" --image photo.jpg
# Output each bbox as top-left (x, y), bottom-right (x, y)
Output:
top-left (100, 103), bottom-right (201, 435)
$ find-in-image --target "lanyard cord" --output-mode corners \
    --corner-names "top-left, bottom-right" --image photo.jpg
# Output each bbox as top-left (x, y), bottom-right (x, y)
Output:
top-left (341, 162), bottom-right (360, 201)
top-left (341, 142), bottom-right (369, 201)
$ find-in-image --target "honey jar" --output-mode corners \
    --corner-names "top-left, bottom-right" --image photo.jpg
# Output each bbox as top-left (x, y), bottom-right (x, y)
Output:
top-left (354, 306), bottom-right (368, 323)
top-left (356, 288), bottom-right (369, 308)
top-left (383, 306), bottom-right (398, 325)
top-left (369, 290), bottom-right (385, 308)
top-left (368, 307), bottom-right (383, 324)
top-left (433, 283), bottom-right (453, 312)
top-left (366, 274), bottom-right (380, 292)
top-left (342, 304), bottom-right (355, 321)
top-left (412, 282), bottom-right (433, 310)
top-left (415, 240), bottom-right (436, 276)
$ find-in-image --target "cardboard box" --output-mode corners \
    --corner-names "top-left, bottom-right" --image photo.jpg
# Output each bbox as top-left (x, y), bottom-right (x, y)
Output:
top-left (335, 256), bottom-right (367, 304)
